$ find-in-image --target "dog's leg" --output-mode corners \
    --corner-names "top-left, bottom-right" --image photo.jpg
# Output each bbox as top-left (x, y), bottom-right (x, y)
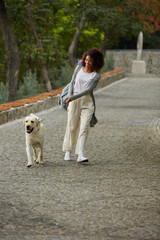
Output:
top-left (33, 147), bottom-right (37, 163)
top-left (26, 144), bottom-right (32, 167)
top-left (37, 146), bottom-right (43, 164)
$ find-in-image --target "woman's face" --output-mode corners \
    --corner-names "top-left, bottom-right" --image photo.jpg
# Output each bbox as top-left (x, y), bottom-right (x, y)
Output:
top-left (85, 55), bottom-right (93, 69)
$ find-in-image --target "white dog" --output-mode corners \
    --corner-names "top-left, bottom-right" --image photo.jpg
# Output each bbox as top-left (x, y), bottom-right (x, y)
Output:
top-left (23, 113), bottom-right (45, 167)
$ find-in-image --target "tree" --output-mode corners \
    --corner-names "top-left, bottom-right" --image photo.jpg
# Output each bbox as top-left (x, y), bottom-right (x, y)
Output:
top-left (4, 0), bottom-right (64, 89)
top-left (28, 0), bottom-right (52, 91)
top-left (68, 12), bottom-right (87, 67)
top-left (141, 0), bottom-right (160, 33)
top-left (106, 0), bottom-right (160, 49)
top-left (67, 0), bottom-right (108, 66)
top-left (0, 0), bottom-right (19, 101)
top-left (0, 0), bottom-right (159, 103)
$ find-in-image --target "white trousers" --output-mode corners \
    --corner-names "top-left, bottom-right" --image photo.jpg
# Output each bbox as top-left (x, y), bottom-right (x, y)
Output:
top-left (62, 94), bottom-right (94, 155)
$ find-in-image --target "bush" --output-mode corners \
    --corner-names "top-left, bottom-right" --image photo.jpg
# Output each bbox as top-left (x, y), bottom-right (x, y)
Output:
top-left (0, 82), bottom-right (8, 104)
top-left (17, 70), bottom-right (44, 99)
top-left (48, 62), bottom-right (73, 89)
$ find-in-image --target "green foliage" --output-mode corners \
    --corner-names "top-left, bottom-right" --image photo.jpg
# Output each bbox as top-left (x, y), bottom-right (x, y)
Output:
top-left (17, 70), bottom-right (45, 99)
top-left (144, 31), bottom-right (160, 49)
top-left (0, 82), bottom-right (8, 104)
top-left (58, 63), bottom-right (73, 86)
top-left (5, 0), bottom-right (66, 85)
top-left (0, 0), bottom-right (159, 97)
top-left (48, 62), bottom-right (73, 89)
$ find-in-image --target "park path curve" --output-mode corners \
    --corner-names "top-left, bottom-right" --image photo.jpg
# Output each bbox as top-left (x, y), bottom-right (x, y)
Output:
top-left (0, 76), bottom-right (160, 240)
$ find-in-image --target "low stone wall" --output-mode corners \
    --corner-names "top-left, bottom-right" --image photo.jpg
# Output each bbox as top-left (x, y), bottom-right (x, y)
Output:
top-left (107, 50), bottom-right (160, 75)
top-left (0, 69), bottom-right (125, 125)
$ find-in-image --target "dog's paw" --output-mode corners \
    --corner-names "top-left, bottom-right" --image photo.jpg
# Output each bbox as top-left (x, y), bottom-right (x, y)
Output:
top-left (39, 160), bottom-right (44, 165)
top-left (27, 164), bottom-right (32, 168)
top-left (35, 159), bottom-right (40, 164)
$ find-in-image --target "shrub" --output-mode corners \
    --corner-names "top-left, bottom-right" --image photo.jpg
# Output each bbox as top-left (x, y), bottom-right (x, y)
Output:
top-left (0, 82), bottom-right (8, 104)
top-left (17, 70), bottom-right (44, 99)
top-left (48, 62), bottom-right (73, 89)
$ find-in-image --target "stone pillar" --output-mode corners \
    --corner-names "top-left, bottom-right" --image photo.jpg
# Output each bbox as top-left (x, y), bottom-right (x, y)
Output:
top-left (132, 60), bottom-right (146, 74)
top-left (131, 31), bottom-right (146, 75)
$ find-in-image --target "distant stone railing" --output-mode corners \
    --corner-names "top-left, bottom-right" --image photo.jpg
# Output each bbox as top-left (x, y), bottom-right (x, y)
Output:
top-left (107, 50), bottom-right (160, 75)
top-left (0, 69), bottom-right (125, 125)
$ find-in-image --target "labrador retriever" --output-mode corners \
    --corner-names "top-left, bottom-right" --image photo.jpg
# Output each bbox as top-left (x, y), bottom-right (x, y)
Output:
top-left (23, 113), bottom-right (45, 167)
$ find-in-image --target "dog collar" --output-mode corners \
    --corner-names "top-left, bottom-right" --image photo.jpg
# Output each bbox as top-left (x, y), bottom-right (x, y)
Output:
top-left (35, 128), bottom-right (40, 133)
top-left (32, 128), bottom-right (40, 134)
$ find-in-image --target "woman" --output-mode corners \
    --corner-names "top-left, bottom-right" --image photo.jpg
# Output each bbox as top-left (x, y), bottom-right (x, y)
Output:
top-left (62, 48), bottom-right (104, 162)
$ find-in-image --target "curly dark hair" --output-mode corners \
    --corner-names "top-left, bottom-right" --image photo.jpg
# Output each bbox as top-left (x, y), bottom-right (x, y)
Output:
top-left (81, 48), bottom-right (104, 72)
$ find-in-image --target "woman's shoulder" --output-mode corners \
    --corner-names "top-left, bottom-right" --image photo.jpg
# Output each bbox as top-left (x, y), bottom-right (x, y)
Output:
top-left (93, 71), bottom-right (100, 77)
top-left (75, 61), bottom-right (82, 71)
top-left (93, 71), bottom-right (101, 81)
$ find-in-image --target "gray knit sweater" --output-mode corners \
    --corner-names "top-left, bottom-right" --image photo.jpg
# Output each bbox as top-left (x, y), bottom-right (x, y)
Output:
top-left (68, 63), bottom-right (100, 102)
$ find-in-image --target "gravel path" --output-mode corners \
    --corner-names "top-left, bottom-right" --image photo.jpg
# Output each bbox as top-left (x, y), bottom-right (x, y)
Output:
top-left (0, 77), bottom-right (160, 240)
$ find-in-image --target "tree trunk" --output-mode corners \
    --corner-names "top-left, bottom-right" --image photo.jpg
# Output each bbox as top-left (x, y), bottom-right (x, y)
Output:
top-left (68, 13), bottom-right (87, 67)
top-left (40, 59), bottom-right (52, 91)
top-left (0, 0), bottom-right (19, 101)
top-left (28, 0), bottom-right (52, 91)
top-left (100, 31), bottom-right (108, 56)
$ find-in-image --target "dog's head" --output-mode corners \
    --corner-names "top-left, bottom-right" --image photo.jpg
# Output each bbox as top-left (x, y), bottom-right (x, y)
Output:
top-left (23, 114), bottom-right (41, 134)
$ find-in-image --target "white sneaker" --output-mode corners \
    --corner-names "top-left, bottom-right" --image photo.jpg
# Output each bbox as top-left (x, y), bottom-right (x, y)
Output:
top-left (77, 154), bottom-right (88, 163)
top-left (64, 151), bottom-right (71, 161)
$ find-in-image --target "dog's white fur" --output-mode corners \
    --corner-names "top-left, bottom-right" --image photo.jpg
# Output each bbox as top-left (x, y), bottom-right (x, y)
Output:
top-left (23, 113), bottom-right (45, 167)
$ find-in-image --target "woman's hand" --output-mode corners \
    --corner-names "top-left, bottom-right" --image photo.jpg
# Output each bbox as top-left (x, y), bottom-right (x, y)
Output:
top-left (65, 97), bottom-right (71, 103)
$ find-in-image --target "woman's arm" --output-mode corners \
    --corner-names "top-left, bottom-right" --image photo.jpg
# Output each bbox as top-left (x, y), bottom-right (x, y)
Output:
top-left (68, 63), bottom-right (82, 96)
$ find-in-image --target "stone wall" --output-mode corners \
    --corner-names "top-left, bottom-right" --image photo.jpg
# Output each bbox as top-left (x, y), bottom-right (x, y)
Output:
top-left (107, 50), bottom-right (160, 75)
top-left (0, 69), bottom-right (125, 125)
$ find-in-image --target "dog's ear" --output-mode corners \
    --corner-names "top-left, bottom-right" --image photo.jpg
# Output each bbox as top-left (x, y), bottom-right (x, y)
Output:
top-left (36, 118), bottom-right (41, 127)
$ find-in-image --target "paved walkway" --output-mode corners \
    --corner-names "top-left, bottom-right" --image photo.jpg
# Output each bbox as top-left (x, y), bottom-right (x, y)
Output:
top-left (0, 77), bottom-right (160, 240)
